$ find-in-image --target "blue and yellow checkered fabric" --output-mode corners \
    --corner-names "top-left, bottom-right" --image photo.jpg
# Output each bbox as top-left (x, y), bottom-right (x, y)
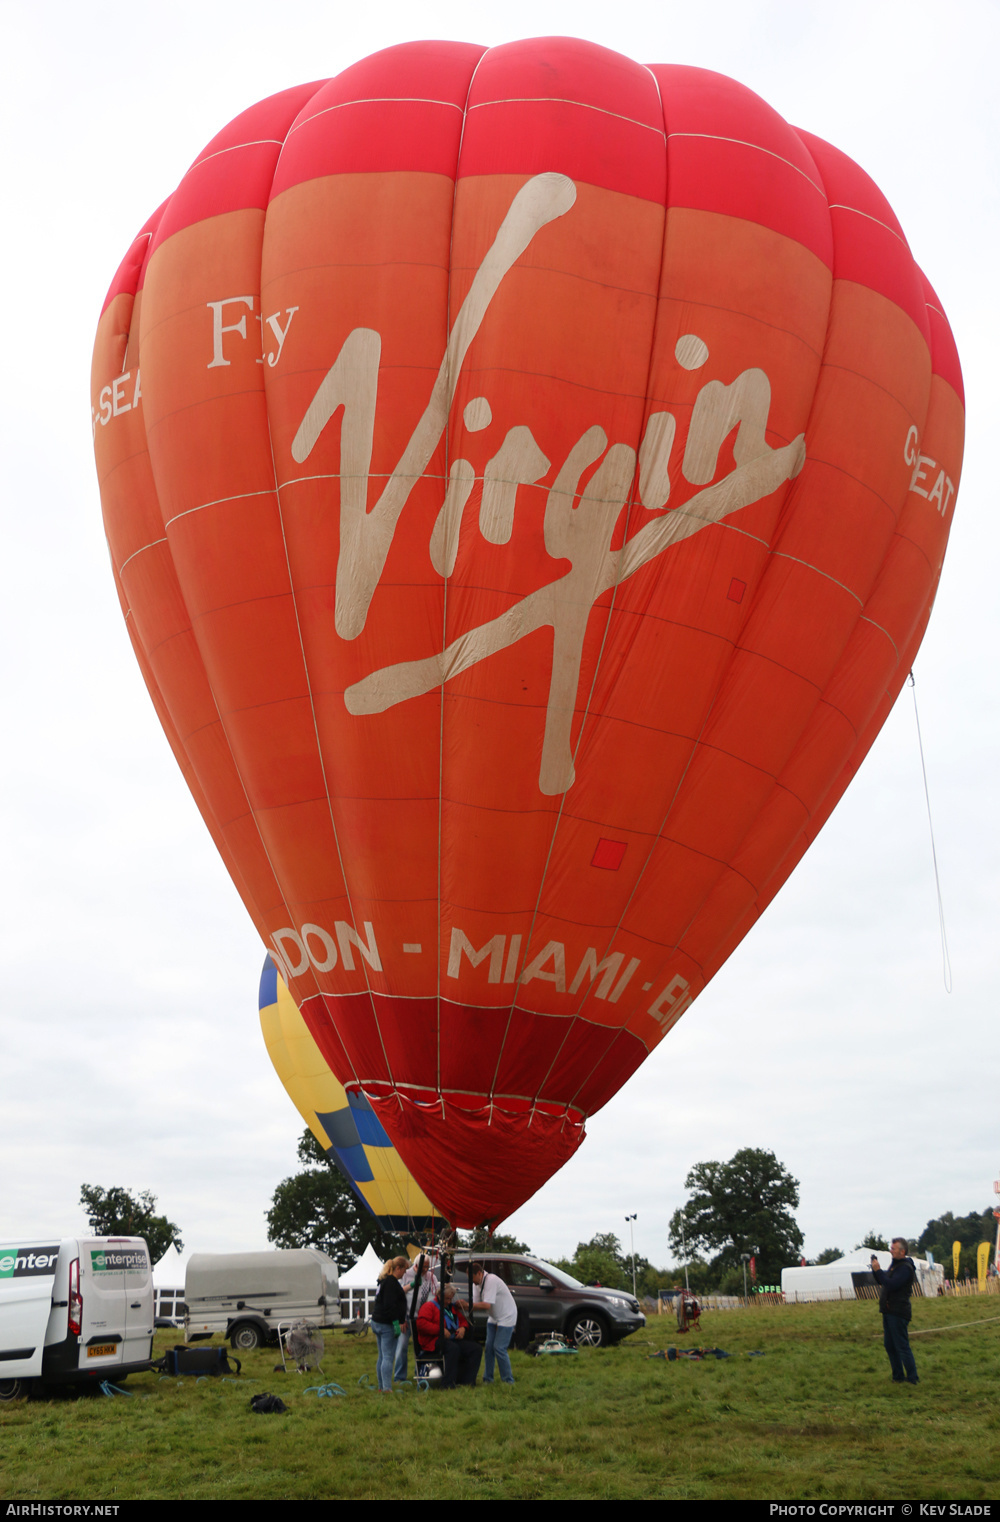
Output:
top-left (258, 957), bottom-right (438, 1232)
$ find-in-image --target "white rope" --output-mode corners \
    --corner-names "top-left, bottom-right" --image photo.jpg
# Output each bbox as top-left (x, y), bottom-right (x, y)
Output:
top-left (869, 1311), bottom-right (1000, 1337)
top-left (909, 1313), bottom-right (1000, 1335)
top-left (908, 671), bottom-right (952, 992)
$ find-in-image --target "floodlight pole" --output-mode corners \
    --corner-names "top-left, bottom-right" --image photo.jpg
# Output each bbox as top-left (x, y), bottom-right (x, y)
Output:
top-left (625, 1213), bottom-right (637, 1297)
top-left (681, 1212), bottom-right (690, 1292)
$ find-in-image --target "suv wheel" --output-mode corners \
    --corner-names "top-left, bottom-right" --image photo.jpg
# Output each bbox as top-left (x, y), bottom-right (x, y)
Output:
top-left (568, 1312), bottom-right (610, 1348)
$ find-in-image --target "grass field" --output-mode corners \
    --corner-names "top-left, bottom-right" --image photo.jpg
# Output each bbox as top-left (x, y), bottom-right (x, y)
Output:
top-left (1, 1298), bottom-right (998, 1501)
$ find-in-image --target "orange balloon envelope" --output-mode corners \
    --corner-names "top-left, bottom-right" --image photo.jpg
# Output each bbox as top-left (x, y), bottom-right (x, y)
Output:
top-left (92, 39), bottom-right (963, 1226)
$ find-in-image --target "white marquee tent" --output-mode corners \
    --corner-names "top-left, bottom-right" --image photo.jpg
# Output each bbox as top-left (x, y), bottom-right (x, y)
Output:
top-left (338, 1243), bottom-right (384, 1319)
top-left (152, 1242), bottom-right (193, 1324)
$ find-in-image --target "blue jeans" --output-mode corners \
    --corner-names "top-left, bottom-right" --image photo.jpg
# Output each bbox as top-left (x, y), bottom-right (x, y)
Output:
top-left (484, 1322), bottom-right (515, 1384)
top-left (373, 1320), bottom-right (403, 1390)
top-left (394, 1325), bottom-right (409, 1382)
top-left (882, 1314), bottom-right (918, 1383)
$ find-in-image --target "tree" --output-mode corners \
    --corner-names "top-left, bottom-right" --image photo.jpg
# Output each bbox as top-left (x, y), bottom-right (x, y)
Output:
top-left (815, 1247), bottom-right (844, 1265)
top-left (660, 1256), bottom-right (717, 1295)
top-left (458, 1228), bottom-right (532, 1255)
top-left (856, 1231), bottom-right (889, 1251)
top-left (570, 1232), bottom-right (630, 1288)
top-left (547, 1233), bottom-right (637, 1290)
top-left (79, 1185), bottom-right (182, 1262)
top-left (916, 1209), bottom-right (995, 1273)
top-left (631, 1256), bottom-right (671, 1299)
top-left (265, 1130), bottom-right (402, 1265)
top-left (668, 1148), bottom-right (803, 1284)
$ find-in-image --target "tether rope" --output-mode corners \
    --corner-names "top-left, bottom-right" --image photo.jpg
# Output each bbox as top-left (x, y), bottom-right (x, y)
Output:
top-left (910, 1312), bottom-right (1000, 1335)
top-left (908, 670), bottom-right (952, 992)
top-left (871, 1312), bottom-right (1000, 1337)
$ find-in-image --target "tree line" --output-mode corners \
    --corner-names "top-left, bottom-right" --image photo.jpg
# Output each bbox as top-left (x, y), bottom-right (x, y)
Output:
top-left (846, 1211), bottom-right (998, 1276)
top-left (263, 1137), bottom-right (804, 1293)
top-left (77, 1138), bottom-right (997, 1293)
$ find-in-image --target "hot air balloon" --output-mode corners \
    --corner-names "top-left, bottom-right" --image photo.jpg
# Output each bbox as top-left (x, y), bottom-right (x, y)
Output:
top-left (92, 38), bottom-right (963, 1227)
top-left (258, 955), bottom-right (439, 1235)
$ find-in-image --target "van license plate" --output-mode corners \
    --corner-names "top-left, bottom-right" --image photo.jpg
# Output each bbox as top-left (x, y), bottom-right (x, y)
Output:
top-left (87, 1344), bottom-right (117, 1358)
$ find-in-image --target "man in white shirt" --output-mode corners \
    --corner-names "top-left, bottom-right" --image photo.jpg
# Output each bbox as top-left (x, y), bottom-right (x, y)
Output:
top-left (471, 1264), bottom-right (517, 1385)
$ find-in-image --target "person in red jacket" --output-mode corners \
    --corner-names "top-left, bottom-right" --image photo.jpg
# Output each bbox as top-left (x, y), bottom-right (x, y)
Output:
top-left (416, 1285), bottom-right (482, 1388)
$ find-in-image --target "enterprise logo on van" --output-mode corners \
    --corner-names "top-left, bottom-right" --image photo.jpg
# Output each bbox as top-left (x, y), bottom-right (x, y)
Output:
top-left (91, 1248), bottom-right (148, 1273)
top-left (0, 1246), bottom-right (59, 1278)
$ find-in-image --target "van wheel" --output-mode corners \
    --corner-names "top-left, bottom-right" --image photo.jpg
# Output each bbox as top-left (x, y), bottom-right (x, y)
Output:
top-left (231, 1323), bottom-right (262, 1352)
top-left (0, 1377), bottom-right (29, 1402)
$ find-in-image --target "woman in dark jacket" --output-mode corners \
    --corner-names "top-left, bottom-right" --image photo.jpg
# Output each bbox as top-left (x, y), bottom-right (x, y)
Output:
top-left (372, 1257), bottom-right (409, 1390)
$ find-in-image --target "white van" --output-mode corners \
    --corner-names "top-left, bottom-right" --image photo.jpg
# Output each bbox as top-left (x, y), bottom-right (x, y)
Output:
top-left (0, 1237), bottom-right (154, 1400)
top-left (185, 1249), bottom-right (341, 1350)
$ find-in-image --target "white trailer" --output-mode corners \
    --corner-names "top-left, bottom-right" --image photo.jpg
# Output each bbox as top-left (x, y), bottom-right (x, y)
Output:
top-left (185, 1248), bottom-right (341, 1351)
top-left (0, 1237), bottom-right (154, 1400)
top-left (782, 1249), bottom-right (943, 1302)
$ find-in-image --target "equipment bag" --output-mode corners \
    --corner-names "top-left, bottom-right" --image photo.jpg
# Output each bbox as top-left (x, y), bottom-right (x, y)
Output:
top-left (160, 1345), bottom-right (242, 1377)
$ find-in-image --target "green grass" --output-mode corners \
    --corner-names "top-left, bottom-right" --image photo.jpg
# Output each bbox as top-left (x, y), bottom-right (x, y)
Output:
top-left (2, 1299), bottom-right (998, 1500)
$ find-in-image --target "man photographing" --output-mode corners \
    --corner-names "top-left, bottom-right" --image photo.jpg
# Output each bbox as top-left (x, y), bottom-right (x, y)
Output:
top-left (871, 1238), bottom-right (919, 1385)
top-left (470, 1264), bottom-right (518, 1386)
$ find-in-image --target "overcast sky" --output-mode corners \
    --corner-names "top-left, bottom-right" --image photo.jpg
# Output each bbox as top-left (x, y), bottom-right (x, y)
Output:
top-left (1, 0), bottom-right (996, 1275)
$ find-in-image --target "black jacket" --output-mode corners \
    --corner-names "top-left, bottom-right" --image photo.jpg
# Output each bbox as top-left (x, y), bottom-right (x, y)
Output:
top-left (873, 1255), bottom-right (917, 1320)
top-left (372, 1274), bottom-right (407, 1326)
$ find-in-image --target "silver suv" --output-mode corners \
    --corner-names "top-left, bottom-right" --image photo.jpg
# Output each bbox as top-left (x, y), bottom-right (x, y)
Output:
top-left (451, 1253), bottom-right (645, 1348)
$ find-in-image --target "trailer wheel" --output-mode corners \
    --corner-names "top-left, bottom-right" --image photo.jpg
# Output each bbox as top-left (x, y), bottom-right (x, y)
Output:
top-left (0, 1377), bottom-right (30, 1402)
top-left (230, 1323), bottom-right (263, 1352)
